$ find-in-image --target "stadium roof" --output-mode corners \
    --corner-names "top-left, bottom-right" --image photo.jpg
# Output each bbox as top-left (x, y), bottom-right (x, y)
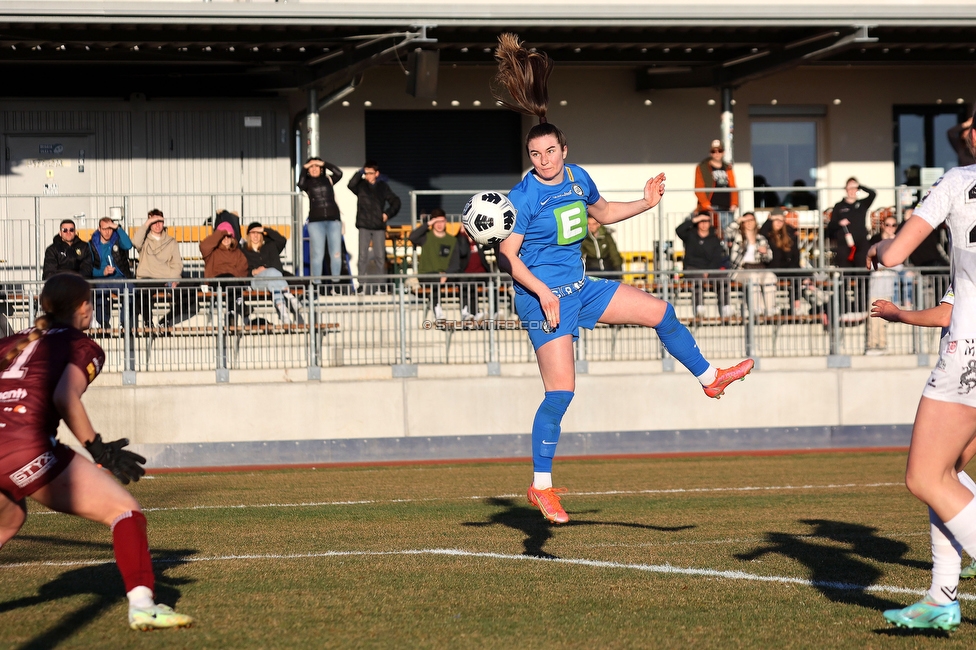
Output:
top-left (1, 1), bottom-right (975, 97)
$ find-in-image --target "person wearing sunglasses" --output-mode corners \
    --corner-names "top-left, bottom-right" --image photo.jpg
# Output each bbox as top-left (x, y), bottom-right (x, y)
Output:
top-left (694, 139), bottom-right (739, 232)
top-left (42, 219), bottom-right (93, 280)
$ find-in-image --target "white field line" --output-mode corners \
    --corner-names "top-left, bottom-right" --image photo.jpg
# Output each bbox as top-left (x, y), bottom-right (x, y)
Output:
top-left (0, 547), bottom-right (963, 602)
top-left (28, 481), bottom-right (904, 517)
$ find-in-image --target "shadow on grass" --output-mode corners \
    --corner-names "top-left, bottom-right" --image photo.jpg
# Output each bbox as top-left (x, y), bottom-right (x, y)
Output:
top-left (0, 541), bottom-right (197, 650)
top-left (736, 518), bottom-right (929, 614)
top-left (463, 497), bottom-right (695, 559)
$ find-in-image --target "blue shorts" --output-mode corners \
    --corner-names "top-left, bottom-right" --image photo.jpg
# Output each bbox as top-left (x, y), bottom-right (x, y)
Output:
top-left (515, 276), bottom-right (620, 350)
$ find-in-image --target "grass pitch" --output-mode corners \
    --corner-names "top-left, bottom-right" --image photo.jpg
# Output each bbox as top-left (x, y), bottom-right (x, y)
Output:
top-left (2, 451), bottom-right (974, 649)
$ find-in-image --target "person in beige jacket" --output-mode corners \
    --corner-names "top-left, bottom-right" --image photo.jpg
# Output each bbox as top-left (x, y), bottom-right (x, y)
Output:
top-left (131, 209), bottom-right (194, 329)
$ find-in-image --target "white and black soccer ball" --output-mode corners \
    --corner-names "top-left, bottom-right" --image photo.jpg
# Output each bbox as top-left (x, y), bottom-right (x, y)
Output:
top-left (461, 192), bottom-right (517, 246)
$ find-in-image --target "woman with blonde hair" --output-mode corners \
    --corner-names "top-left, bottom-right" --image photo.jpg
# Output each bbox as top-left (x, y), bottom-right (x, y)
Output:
top-left (493, 33), bottom-right (753, 525)
top-left (0, 273), bottom-right (193, 630)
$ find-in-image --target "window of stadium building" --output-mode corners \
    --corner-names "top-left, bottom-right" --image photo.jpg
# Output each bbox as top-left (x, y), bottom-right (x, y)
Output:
top-left (894, 105), bottom-right (968, 187)
top-left (750, 120), bottom-right (819, 197)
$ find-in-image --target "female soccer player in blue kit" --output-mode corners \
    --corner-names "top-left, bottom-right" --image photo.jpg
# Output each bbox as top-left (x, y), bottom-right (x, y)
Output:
top-left (493, 34), bottom-right (754, 525)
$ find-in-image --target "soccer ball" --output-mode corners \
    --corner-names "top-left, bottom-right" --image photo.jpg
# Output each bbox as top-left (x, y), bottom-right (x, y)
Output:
top-left (461, 192), bottom-right (517, 246)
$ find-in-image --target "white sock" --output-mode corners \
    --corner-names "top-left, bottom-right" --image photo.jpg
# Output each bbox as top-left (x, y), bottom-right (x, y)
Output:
top-left (126, 585), bottom-right (155, 610)
top-left (533, 472), bottom-right (552, 490)
top-left (696, 366), bottom-right (717, 385)
top-left (943, 497), bottom-right (976, 564)
top-left (928, 507), bottom-right (962, 604)
top-left (959, 470), bottom-right (976, 495)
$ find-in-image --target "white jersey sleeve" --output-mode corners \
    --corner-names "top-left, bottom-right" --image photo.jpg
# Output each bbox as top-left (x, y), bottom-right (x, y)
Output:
top-left (915, 166), bottom-right (976, 338)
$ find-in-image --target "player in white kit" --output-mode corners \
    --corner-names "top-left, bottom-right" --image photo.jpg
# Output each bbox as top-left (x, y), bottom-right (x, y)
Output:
top-left (868, 113), bottom-right (976, 630)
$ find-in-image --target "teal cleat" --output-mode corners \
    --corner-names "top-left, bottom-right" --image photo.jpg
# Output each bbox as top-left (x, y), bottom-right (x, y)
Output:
top-left (883, 599), bottom-right (960, 632)
top-left (961, 559), bottom-right (976, 579)
top-left (129, 604), bottom-right (194, 631)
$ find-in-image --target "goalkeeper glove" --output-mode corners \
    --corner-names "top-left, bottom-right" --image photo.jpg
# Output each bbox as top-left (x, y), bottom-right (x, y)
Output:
top-left (85, 434), bottom-right (147, 485)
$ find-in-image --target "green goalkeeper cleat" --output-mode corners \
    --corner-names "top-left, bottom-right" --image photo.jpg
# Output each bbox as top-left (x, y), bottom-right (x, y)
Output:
top-left (883, 598), bottom-right (960, 631)
top-left (129, 604), bottom-right (194, 631)
top-left (961, 559), bottom-right (976, 579)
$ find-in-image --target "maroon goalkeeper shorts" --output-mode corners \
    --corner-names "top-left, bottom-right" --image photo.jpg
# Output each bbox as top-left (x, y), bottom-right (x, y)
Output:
top-left (0, 443), bottom-right (76, 502)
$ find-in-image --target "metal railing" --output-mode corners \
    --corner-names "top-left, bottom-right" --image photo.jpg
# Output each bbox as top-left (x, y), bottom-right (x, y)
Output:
top-left (0, 191), bottom-right (303, 282)
top-left (0, 269), bottom-right (949, 381)
top-left (407, 184), bottom-right (927, 273)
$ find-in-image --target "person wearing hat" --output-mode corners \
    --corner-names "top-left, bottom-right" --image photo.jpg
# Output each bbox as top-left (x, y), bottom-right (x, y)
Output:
top-left (694, 139), bottom-right (738, 231)
top-left (200, 222), bottom-right (248, 279)
top-left (242, 222), bottom-right (303, 325)
top-left (200, 222), bottom-right (251, 325)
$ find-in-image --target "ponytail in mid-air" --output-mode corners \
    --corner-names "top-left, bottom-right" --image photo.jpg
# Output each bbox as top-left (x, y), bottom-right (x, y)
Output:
top-left (492, 33), bottom-right (567, 151)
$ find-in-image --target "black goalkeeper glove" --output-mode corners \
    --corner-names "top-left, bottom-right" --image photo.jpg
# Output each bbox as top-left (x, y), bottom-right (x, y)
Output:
top-left (85, 434), bottom-right (147, 485)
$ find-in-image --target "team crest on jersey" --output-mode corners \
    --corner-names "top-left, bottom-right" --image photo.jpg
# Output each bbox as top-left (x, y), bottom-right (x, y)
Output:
top-left (572, 184), bottom-right (583, 196)
top-left (948, 341), bottom-right (958, 355)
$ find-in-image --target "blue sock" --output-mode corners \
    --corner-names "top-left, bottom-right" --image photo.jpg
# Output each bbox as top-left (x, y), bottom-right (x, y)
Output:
top-left (531, 391), bottom-right (574, 473)
top-left (654, 303), bottom-right (710, 377)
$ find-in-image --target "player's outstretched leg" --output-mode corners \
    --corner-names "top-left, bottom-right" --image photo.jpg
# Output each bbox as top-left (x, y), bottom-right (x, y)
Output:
top-left (649, 302), bottom-right (753, 399)
top-left (883, 598), bottom-right (961, 631)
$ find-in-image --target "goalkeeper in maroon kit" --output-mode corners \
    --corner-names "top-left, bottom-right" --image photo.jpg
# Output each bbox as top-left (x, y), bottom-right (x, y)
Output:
top-left (0, 273), bottom-right (193, 631)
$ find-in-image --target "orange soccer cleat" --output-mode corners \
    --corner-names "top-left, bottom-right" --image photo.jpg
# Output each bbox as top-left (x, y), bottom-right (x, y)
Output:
top-left (703, 358), bottom-right (755, 399)
top-left (527, 485), bottom-right (570, 524)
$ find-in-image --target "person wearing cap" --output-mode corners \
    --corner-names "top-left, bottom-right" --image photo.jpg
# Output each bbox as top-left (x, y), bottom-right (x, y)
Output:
top-left (200, 222), bottom-right (249, 279)
top-left (242, 222), bottom-right (303, 325)
top-left (200, 222), bottom-right (251, 325)
top-left (131, 209), bottom-right (195, 331)
top-left (694, 139), bottom-right (738, 231)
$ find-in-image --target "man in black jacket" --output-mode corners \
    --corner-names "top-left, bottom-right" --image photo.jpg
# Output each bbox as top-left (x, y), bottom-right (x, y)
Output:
top-left (43, 219), bottom-right (93, 279)
top-left (676, 212), bottom-right (732, 317)
top-left (347, 160), bottom-right (401, 291)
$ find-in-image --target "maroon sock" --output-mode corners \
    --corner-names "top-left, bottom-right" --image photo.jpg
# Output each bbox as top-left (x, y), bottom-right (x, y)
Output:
top-left (111, 510), bottom-right (155, 594)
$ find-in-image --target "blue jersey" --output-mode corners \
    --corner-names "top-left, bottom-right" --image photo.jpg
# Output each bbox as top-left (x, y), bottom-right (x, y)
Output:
top-left (508, 164), bottom-right (601, 294)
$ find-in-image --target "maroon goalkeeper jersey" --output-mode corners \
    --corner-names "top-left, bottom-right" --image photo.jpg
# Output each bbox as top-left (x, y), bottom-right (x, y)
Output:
top-left (0, 327), bottom-right (104, 457)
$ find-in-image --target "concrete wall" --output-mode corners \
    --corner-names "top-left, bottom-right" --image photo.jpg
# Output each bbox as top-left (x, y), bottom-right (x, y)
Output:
top-left (67, 355), bottom-right (927, 468)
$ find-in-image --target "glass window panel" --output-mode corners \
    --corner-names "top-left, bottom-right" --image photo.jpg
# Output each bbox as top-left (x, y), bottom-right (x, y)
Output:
top-left (934, 113), bottom-right (960, 172)
top-left (751, 121), bottom-right (817, 190)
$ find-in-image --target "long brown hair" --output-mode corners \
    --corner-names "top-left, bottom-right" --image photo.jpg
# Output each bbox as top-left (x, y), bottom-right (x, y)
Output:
top-left (492, 33), bottom-right (568, 151)
top-left (0, 273), bottom-right (91, 373)
top-left (769, 221), bottom-right (794, 253)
